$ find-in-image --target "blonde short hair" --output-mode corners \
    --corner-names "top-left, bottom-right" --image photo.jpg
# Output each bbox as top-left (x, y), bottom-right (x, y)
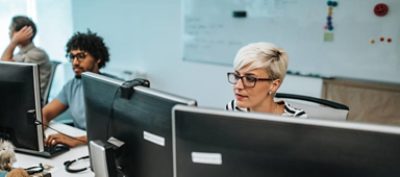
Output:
top-left (233, 42), bottom-right (288, 81)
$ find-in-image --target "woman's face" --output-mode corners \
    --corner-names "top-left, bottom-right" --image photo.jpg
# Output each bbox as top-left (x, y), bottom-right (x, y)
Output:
top-left (233, 66), bottom-right (277, 109)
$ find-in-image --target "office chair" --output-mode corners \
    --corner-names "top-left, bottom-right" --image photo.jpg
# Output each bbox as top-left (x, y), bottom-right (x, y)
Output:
top-left (275, 93), bottom-right (349, 121)
top-left (43, 60), bottom-right (61, 105)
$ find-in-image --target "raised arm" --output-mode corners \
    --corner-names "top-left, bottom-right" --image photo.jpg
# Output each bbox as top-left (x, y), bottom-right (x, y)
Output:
top-left (1, 26), bottom-right (33, 61)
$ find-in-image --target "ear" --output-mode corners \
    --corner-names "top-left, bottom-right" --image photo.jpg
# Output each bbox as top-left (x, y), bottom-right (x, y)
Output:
top-left (269, 79), bottom-right (282, 94)
top-left (95, 59), bottom-right (102, 68)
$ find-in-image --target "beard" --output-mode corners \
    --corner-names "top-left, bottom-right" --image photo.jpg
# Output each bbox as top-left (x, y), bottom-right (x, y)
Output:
top-left (73, 63), bottom-right (96, 79)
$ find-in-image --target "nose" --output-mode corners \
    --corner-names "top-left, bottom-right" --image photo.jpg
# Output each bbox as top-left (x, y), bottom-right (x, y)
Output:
top-left (72, 58), bottom-right (80, 65)
top-left (234, 78), bottom-right (245, 89)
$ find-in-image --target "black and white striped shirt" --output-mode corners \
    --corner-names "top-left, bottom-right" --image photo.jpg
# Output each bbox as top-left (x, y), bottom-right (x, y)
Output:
top-left (225, 99), bottom-right (307, 118)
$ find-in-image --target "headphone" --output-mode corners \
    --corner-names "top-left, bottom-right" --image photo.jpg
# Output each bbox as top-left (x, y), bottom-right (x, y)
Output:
top-left (63, 155), bottom-right (90, 173)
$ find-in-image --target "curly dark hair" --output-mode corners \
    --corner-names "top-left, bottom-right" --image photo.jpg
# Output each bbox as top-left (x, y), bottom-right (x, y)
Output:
top-left (12, 15), bottom-right (37, 41)
top-left (66, 30), bottom-right (110, 69)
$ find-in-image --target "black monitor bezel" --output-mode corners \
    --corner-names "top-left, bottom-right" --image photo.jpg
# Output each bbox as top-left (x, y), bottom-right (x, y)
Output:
top-left (0, 61), bottom-right (45, 154)
top-left (172, 105), bottom-right (400, 177)
top-left (82, 72), bottom-right (197, 177)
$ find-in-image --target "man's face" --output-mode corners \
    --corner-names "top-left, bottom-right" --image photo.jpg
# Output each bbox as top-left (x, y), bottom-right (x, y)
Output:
top-left (67, 49), bottom-right (100, 77)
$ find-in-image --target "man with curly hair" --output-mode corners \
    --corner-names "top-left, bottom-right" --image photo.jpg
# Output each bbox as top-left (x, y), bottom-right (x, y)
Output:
top-left (42, 30), bottom-right (110, 147)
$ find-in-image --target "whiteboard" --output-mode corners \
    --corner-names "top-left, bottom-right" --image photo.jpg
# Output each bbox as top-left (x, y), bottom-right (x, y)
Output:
top-left (183, 0), bottom-right (400, 83)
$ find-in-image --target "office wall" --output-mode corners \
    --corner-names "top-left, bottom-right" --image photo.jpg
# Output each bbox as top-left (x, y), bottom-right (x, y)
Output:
top-left (182, 0), bottom-right (400, 83)
top-left (70, 0), bottom-right (321, 107)
top-left (36, 0), bottom-right (73, 61)
top-left (35, 0), bottom-right (74, 100)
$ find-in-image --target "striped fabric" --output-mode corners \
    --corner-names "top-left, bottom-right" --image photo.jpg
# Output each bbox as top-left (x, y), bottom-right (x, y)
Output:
top-left (226, 99), bottom-right (307, 118)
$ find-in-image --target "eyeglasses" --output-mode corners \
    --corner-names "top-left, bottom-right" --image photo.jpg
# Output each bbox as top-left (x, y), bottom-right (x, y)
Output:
top-left (227, 72), bottom-right (274, 88)
top-left (66, 52), bottom-right (87, 62)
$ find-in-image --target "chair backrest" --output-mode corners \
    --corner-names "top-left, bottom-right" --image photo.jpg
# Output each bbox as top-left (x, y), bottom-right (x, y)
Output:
top-left (43, 60), bottom-right (61, 105)
top-left (275, 93), bottom-right (350, 121)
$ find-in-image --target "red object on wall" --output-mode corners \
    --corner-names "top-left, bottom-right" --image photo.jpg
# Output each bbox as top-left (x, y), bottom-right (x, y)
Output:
top-left (374, 3), bottom-right (389, 17)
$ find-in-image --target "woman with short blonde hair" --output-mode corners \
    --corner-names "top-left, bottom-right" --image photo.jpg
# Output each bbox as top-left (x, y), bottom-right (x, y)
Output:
top-left (226, 42), bottom-right (306, 117)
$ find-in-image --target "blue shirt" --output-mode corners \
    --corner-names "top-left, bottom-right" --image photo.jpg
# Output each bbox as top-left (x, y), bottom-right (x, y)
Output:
top-left (56, 78), bottom-right (86, 130)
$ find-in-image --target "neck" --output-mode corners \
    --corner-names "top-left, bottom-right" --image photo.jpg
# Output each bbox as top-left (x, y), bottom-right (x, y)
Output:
top-left (18, 41), bottom-right (32, 48)
top-left (250, 99), bottom-right (278, 114)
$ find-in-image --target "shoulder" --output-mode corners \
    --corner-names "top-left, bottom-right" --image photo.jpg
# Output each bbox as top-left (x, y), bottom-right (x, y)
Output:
top-left (62, 78), bottom-right (81, 89)
top-left (280, 101), bottom-right (307, 118)
top-left (25, 46), bottom-right (50, 62)
top-left (225, 99), bottom-right (248, 112)
top-left (57, 78), bottom-right (82, 102)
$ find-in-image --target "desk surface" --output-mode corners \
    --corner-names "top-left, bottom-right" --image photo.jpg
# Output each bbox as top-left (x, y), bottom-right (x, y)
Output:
top-left (14, 123), bottom-right (95, 177)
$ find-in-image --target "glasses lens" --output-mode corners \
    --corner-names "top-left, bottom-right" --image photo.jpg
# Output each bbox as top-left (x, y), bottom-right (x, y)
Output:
top-left (243, 76), bottom-right (257, 87)
top-left (76, 53), bottom-right (86, 60)
top-left (68, 52), bottom-right (86, 62)
top-left (227, 73), bottom-right (237, 84)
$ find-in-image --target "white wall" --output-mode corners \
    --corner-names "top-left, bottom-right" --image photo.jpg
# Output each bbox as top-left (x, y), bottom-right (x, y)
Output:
top-left (35, 0), bottom-right (74, 100)
top-left (36, 0), bottom-right (73, 61)
top-left (70, 0), bottom-right (322, 108)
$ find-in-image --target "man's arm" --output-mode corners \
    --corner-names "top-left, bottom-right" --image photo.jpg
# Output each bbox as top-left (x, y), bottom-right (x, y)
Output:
top-left (1, 41), bottom-right (17, 61)
top-left (1, 26), bottom-right (33, 61)
top-left (43, 99), bottom-right (88, 148)
top-left (45, 134), bottom-right (87, 148)
top-left (42, 99), bottom-right (68, 127)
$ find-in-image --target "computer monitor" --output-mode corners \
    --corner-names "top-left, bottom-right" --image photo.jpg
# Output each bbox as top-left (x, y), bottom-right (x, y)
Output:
top-left (172, 105), bottom-right (400, 177)
top-left (82, 72), bottom-right (197, 177)
top-left (0, 61), bottom-right (45, 155)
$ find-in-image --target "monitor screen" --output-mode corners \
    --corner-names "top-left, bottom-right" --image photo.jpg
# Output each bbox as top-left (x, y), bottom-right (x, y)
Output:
top-left (173, 105), bottom-right (400, 177)
top-left (82, 72), bottom-right (197, 177)
top-left (0, 61), bottom-right (44, 153)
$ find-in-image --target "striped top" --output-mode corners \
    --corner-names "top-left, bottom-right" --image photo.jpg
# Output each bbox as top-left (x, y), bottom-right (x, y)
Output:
top-left (226, 99), bottom-right (307, 118)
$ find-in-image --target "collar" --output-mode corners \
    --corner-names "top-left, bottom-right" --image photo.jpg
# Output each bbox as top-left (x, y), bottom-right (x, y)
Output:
top-left (18, 42), bottom-right (35, 54)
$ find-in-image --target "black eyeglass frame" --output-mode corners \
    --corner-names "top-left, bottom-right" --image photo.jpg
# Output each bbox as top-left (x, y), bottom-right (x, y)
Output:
top-left (227, 72), bottom-right (274, 88)
top-left (66, 52), bottom-right (88, 63)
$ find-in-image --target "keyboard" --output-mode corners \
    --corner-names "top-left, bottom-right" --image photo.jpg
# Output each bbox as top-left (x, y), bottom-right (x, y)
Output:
top-left (15, 144), bottom-right (70, 158)
top-left (42, 144), bottom-right (70, 157)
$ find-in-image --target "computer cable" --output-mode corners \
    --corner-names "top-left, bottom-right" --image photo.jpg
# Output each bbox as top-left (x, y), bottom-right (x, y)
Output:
top-left (105, 87), bottom-right (121, 143)
top-left (105, 78), bottom-right (150, 143)
top-left (63, 155), bottom-right (90, 173)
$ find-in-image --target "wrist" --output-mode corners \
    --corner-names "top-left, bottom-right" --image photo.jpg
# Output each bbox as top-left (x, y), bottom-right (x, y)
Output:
top-left (9, 40), bottom-right (19, 47)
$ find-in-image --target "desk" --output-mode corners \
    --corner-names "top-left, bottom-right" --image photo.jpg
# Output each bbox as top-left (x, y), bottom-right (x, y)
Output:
top-left (14, 123), bottom-right (95, 177)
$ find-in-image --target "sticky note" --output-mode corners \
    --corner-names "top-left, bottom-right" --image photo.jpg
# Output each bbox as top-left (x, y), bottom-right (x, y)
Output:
top-left (324, 32), bottom-right (334, 42)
